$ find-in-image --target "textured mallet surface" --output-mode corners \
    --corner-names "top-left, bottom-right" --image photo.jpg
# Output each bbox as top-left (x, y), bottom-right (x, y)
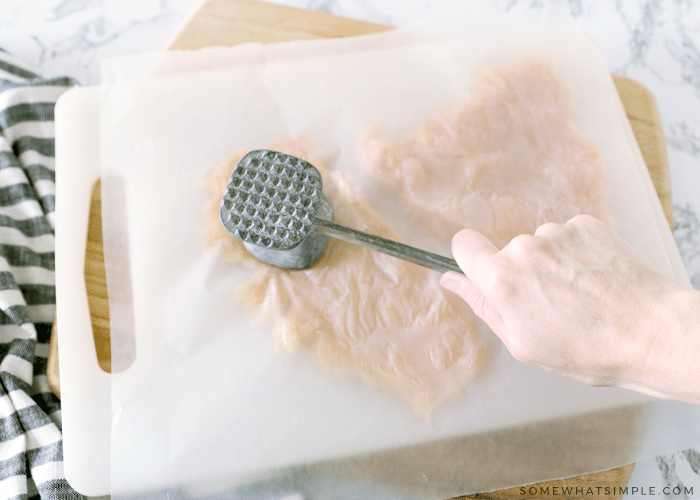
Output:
top-left (220, 149), bottom-right (324, 250)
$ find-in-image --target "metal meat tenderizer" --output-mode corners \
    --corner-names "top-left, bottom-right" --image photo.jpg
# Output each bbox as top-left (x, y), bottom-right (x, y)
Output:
top-left (220, 149), bottom-right (463, 273)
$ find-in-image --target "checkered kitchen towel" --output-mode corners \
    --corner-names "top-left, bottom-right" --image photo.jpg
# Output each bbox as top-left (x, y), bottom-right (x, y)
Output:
top-left (0, 49), bottom-right (84, 499)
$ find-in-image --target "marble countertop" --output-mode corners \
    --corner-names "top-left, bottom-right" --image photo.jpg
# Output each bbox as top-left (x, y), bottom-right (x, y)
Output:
top-left (1, 0), bottom-right (698, 285)
top-left (1, 0), bottom-right (699, 498)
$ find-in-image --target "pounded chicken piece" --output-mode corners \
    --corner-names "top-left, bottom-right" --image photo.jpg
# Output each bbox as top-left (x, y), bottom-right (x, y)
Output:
top-left (203, 136), bottom-right (486, 419)
top-left (357, 58), bottom-right (611, 248)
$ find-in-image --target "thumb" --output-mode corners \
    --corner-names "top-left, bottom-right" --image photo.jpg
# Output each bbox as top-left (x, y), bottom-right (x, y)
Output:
top-left (441, 229), bottom-right (504, 332)
top-left (440, 271), bottom-right (504, 333)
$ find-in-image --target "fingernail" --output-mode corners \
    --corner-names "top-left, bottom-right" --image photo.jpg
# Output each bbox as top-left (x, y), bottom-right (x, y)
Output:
top-left (440, 272), bottom-right (462, 293)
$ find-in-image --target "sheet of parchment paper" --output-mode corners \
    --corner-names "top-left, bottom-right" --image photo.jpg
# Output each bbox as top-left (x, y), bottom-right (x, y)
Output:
top-left (99, 23), bottom-right (700, 499)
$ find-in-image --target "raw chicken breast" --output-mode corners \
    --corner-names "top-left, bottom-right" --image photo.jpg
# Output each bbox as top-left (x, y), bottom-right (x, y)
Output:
top-left (203, 136), bottom-right (487, 419)
top-left (357, 58), bottom-right (611, 248)
top-left (203, 57), bottom-right (612, 418)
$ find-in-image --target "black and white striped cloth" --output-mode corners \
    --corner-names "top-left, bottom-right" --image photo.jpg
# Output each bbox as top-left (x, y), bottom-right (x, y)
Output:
top-left (0, 49), bottom-right (84, 499)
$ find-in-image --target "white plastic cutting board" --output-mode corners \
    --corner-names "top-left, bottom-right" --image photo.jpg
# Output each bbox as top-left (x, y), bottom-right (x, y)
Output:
top-left (55, 27), bottom-right (690, 497)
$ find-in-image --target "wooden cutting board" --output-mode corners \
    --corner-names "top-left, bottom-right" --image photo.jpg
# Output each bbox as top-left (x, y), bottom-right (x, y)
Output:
top-left (50, 0), bottom-right (675, 497)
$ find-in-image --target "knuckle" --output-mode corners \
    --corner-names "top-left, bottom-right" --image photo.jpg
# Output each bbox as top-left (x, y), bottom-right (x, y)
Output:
top-left (507, 234), bottom-right (535, 254)
top-left (504, 233), bottom-right (546, 261)
top-left (567, 213), bottom-right (614, 243)
top-left (534, 221), bottom-right (562, 238)
top-left (568, 213), bottom-right (600, 230)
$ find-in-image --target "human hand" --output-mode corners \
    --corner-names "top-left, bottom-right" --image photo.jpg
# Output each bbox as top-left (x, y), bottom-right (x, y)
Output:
top-left (440, 214), bottom-right (695, 397)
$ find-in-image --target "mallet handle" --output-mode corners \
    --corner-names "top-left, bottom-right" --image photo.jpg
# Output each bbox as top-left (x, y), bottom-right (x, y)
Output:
top-left (313, 218), bottom-right (463, 274)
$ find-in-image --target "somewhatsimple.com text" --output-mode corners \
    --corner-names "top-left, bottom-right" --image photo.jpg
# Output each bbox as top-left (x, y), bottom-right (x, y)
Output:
top-left (519, 485), bottom-right (693, 497)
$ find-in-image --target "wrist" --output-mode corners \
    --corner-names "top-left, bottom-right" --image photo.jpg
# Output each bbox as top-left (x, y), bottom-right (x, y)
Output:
top-left (621, 286), bottom-right (700, 404)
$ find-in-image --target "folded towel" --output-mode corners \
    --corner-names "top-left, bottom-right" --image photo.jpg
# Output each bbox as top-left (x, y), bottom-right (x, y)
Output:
top-left (0, 48), bottom-right (84, 500)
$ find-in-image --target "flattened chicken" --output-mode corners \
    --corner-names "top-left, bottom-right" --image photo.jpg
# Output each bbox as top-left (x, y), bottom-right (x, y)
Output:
top-left (204, 57), bottom-right (611, 418)
top-left (357, 58), bottom-right (611, 248)
top-left (203, 137), bottom-right (487, 419)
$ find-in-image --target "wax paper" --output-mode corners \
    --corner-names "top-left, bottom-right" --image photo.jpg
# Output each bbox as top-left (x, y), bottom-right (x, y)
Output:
top-left (98, 21), bottom-right (699, 499)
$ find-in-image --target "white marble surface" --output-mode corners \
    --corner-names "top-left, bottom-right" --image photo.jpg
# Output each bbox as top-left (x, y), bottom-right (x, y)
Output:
top-left (1, 1), bottom-right (698, 286)
top-left (1, 0), bottom-right (699, 498)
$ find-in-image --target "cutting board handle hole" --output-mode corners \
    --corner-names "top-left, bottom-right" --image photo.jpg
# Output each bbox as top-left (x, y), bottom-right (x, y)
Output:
top-left (86, 179), bottom-right (137, 373)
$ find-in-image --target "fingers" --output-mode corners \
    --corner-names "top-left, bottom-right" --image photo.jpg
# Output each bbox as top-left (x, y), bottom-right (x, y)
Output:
top-left (440, 271), bottom-right (479, 306)
top-left (442, 229), bottom-right (505, 332)
top-left (567, 213), bottom-right (605, 229)
top-left (440, 271), bottom-right (504, 332)
top-left (450, 228), bottom-right (498, 279)
top-left (533, 221), bottom-right (564, 238)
